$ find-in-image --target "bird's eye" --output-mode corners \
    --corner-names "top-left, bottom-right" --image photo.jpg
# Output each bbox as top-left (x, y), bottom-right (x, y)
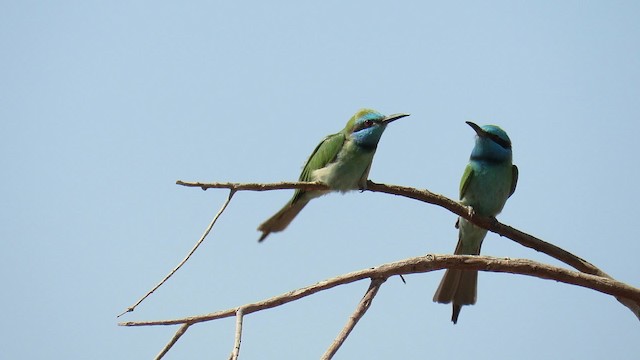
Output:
top-left (353, 119), bottom-right (379, 133)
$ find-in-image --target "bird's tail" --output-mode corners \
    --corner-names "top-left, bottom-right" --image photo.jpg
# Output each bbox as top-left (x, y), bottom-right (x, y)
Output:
top-left (432, 236), bottom-right (479, 324)
top-left (257, 200), bottom-right (309, 242)
top-left (432, 267), bottom-right (478, 324)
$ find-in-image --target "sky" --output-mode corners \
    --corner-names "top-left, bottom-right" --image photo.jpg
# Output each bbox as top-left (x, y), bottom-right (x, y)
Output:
top-left (1, 1), bottom-right (639, 359)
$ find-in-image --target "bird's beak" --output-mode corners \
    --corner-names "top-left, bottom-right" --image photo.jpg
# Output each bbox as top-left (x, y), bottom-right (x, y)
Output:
top-left (466, 121), bottom-right (486, 137)
top-left (382, 113), bottom-right (410, 124)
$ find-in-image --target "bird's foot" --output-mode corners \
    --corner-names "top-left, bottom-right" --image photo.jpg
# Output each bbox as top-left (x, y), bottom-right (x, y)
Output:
top-left (358, 180), bottom-right (370, 192)
top-left (465, 205), bottom-right (475, 219)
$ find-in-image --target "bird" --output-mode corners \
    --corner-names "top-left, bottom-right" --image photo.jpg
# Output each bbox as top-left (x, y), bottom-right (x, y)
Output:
top-left (433, 121), bottom-right (518, 324)
top-left (257, 109), bottom-right (409, 242)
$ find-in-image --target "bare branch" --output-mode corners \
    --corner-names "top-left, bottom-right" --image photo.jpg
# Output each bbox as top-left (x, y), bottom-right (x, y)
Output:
top-left (155, 323), bottom-right (190, 360)
top-left (229, 307), bottom-right (245, 360)
top-left (118, 190), bottom-right (236, 317)
top-left (175, 180), bottom-right (328, 192)
top-left (175, 180), bottom-right (640, 319)
top-left (364, 181), bottom-right (640, 319)
top-left (119, 254), bottom-right (640, 328)
top-left (322, 278), bottom-right (386, 360)
top-left (121, 180), bottom-right (639, 357)
top-left (363, 181), bottom-right (600, 273)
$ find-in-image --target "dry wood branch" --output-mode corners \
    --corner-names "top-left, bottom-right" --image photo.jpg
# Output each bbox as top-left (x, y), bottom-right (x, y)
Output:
top-left (120, 254), bottom-right (640, 329)
top-left (364, 181), bottom-right (639, 318)
top-left (322, 278), bottom-right (386, 360)
top-left (176, 180), bottom-right (328, 192)
top-left (363, 181), bottom-right (600, 274)
top-left (118, 190), bottom-right (236, 317)
top-left (155, 323), bottom-right (190, 360)
top-left (229, 307), bottom-right (245, 360)
top-left (175, 180), bottom-right (640, 319)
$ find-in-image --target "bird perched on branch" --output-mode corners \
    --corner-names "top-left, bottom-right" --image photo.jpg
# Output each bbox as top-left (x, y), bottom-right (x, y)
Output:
top-left (257, 109), bottom-right (409, 242)
top-left (433, 121), bottom-right (518, 323)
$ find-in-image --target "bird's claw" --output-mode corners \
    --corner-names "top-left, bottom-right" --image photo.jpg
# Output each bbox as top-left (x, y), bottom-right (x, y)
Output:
top-left (466, 205), bottom-right (475, 218)
top-left (358, 182), bottom-right (368, 192)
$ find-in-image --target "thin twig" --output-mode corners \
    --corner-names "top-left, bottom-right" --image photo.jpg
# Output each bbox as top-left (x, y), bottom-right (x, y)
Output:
top-left (175, 180), bottom-right (328, 192)
top-left (119, 254), bottom-right (640, 328)
top-left (155, 323), bottom-right (190, 360)
top-left (322, 277), bottom-right (386, 360)
top-left (175, 180), bottom-right (640, 319)
top-left (229, 307), bottom-right (245, 360)
top-left (117, 189), bottom-right (236, 317)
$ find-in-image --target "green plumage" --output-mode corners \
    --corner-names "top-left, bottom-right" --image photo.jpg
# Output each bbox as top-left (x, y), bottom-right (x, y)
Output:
top-left (257, 109), bottom-right (409, 242)
top-left (293, 132), bottom-right (346, 203)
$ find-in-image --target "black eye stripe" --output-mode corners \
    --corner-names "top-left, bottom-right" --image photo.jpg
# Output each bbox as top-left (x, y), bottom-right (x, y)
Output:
top-left (488, 133), bottom-right (511, 149)
top-left (353, 119), bottom-right (381, 132)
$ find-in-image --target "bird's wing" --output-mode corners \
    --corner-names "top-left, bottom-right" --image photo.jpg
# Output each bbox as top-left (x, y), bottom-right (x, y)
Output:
top-left (509, 164), bottom-right (519, 198)
top-left (459, 163), bottom-right (474, 200)
top-left (290, 132), bottom-right (346, 203)
top-left (299, 132), bottom-right (346, 182)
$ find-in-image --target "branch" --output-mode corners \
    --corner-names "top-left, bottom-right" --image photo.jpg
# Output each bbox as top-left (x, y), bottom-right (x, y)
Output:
top-left (119, 254), bottom-right (640, 329)
top-left (123, 180), bottom-right (639, 358)
top-left (322, 278), bottom-right (386, 360)
top-left (364, 181), bottom-right (601, 275)
top-left (155, 323), bottom-right (190, 360)
top-left (176, 180), bottom-right (328, 192)
top-left (175, 180), bottom-right (640, 319)
top-left (117, 189), bottom-right (236, 317)
top-left (228, 307), bottom-right (245, 360)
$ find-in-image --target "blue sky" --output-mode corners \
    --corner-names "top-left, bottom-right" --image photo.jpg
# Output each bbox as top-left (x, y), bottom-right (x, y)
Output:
top-left (2, 1), bottom-right (639, 359)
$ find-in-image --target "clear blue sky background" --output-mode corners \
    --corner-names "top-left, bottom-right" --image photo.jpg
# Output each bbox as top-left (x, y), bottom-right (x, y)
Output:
top-left (2, 1), bottom-right (639, 359)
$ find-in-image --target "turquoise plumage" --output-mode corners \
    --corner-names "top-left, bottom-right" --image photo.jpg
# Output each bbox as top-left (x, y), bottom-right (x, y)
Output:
top-left (433, 121), bottom-right (518, 323)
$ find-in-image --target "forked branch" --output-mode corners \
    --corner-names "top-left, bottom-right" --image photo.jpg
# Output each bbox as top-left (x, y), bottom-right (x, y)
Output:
top-left (175, 180), bottom-right (640, 319)
top-left (120, 254), bottom-right (640, 328)
top-left (119, 180), bottom-right (639, 359)
top-left (121, 254), bottom-right (640, 359)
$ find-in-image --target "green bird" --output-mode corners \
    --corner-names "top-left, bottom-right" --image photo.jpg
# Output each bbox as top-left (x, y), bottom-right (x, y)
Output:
top-left (433, 121), bottom-right (518, 323)
top-left (257, 109), bottom-right (409, 242)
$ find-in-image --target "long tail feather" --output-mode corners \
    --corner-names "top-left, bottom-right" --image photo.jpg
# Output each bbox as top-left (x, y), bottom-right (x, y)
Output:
top-left (433, 231), bottom-right (480, 324)
top-left (257, 200), bottom-right (308, 242)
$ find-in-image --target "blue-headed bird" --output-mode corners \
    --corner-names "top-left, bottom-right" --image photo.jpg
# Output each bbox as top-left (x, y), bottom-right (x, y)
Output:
top-left (433, 121), bottom-right (518, 323)
top-left (257, 109), bottom-right (409, 242)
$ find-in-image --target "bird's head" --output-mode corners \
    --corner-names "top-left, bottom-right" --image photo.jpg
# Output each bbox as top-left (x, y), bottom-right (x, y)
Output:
top-left (466, 121), bottom-right (513, 161)
top-left (346, 109), bottom-right (409, 150)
